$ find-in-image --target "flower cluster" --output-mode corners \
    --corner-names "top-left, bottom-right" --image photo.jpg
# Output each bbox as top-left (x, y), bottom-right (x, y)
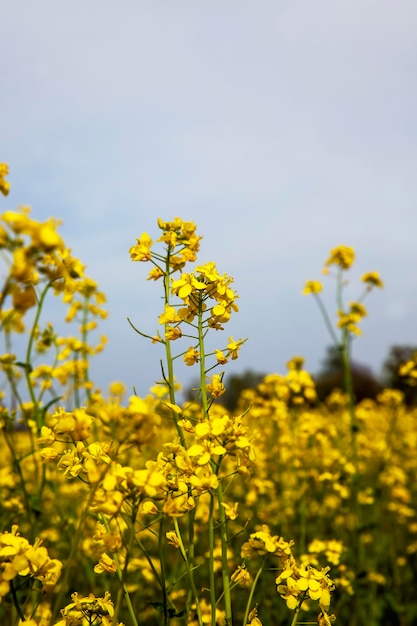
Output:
top-left (0, 526), bottom-right (62, 601)
top-left (194, 411), bottom-right (255, 466)
top-left (398, 352), bottom-right (417, 387)
top-left (129, 217), bottom-right (201, 271)
top-left (54, 591), bottom-right (119, 626)
top-left (90, 391), bottom-right (162, 448)
top-left (241, 526), bottom-right (294, 561)
top-left (0, 163), bottom-right (10, 196)
top-left (325, 245), bottom-right (355, 270)
top-left (171, 261), bottom-right (239, 330)
top-left (285, 356), bottom-right (317, 405)
top-left (39, 406), bottom-right (95, 443)
top-left (337, 301), bottom-right (367, 336)
top-left (361, 271), bottom-right (384, 289)
top-left (303, 244), bottom-right (383, 339)
top-left (131, 220), bottom-right (244, 367)
top-left (276, 558), bottom-right (335, 616)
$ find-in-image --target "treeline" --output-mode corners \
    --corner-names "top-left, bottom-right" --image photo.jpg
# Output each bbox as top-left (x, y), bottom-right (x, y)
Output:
top-left (185, 344), bottom-right (417, 412)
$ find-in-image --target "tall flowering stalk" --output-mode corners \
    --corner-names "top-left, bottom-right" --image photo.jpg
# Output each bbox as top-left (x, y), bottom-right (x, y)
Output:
top-left (303, 246), bottom-right (383, 466)
top-left (303, 246), bottom-right (383, 622)
top-left (129, 218), bottom-right (247, 625)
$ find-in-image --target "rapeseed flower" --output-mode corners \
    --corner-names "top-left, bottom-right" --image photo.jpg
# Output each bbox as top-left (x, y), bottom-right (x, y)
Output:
top-left (303, 280), bottom-right (323, 295)
top-left (0, 163), bottom-right (10, 195)
top-left (158, 304), bottom-right (182, 325)
top-left (276, 560), bottom-right (335, 612)
top-left (129, 232), bottom-right (153, 261)
top-left (361, 271), bottom-right (384, 289)
top-left (184, 346), bottom-right (200, 366)
top-left (325, 245), bottom-right (355, 270)
top-left (398, 356), bottom-right (417, 386)
top-left (55, 592), bottom-right (116, 626)
top-left (0, 526), bottom-right (62, 601)
top-left (206, 373), bottom-right (226, 398)
top-left (337, 301), bottom-right (367, 336)
top-left (226, 336), bottom-right (245, 360)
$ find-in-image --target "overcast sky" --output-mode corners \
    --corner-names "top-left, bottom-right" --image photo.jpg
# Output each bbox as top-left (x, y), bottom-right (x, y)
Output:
top-left (2, 0), bottom-right (417, 396)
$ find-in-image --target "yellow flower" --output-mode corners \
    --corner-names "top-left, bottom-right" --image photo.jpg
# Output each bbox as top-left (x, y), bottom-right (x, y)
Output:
top-left (109, 381), bottom-right (126, 396)
top-left (241, 527), bottom-right (294, 559)
top-left (349, 301), bottom-right (367, 318)
top-left (361, 271), bottom-right (384, 288)
top-left (129, 232), bottom-right (153, 261)
top-left (337, 302), bottom-right (367, 336)
top-left (0, 163), bottom-right (10, 196)
top-left (221, 501), bottom-right (239, 520)
top-left (325, 245), bottom-right (355, 270)
top-left (171, 273), bottom-right (206, 300)
top-left (94, 553), bottom-right (117, 574)
top-left (147, 266), bottom-right (164, 280)
top-left (337, 312), bottom-right (362, 335)
top-left (276, 559), bottom-right (335, 614)
top-left (303, 280), bottom-right (323, 295)
top-left (58, 592), bottom-right (115, 625)
top-left (11, 285), bottom-right (37, 313)
top-left (166, 531), bottom-right (181, 548)
top-left (50, 407), bottom-right (93, 441)
top-left (37, 426), bottom-right (56, 445)
top-left (226, 336), bottom-right (245, 360)
top-left (183, 346), bottom-right (200, 366)
top-left (399, 357), bottom-right (417, 386)
top-left (158, 304), bottom-right (181, 325)
top-left (157, 216), bottom-right (183, 232)
top-left (35, 219), bottom-right (64, 251)
top-left (286, 356), bottom-right (305, 371)
top-left (215, 349), bottom-right (228, 364)
top-left (142, 501), bottom-right (159, 515)
top-left (206, 374), bottom-right (226, 398)
top-left (231, 564), bottom-right (252, 586)
top-left (165, 326), bottom-right (182, 341)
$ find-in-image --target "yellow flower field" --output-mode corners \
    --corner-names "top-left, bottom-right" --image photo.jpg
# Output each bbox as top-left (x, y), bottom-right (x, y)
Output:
top-left (1, 164), bottom-right (417, 626)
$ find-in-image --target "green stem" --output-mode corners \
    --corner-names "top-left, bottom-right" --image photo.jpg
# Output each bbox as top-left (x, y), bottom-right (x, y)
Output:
top-left (52, 478), bottom-right (102, 621)
top-left (162, 255), bottom-right (187, 448)
top-left (24, 282), bottom-right (51, 434)
top-left (197, 295), bottom-right (209, 420)
top-left (80, 295), bottom-right (92, 404)
top-left (312, 293), bottom-right (339, 348)
top-left (197, 294), bottom-right (223, 625)
top-left (52, 502), bottom-right (90, 619)
top-left (2, 425), bottom-right (34, 533)
top-left (216, 481), bottom-right (233, 625)
top-left (134, 533), bottom-right (163, 589)
top-left (209, 493), bottom-right (217, 626)
top-left (335, 270), bottom-right (363, 586)
top-left (174, 518), bottom-right (203, 626)
top-left (112, 586), bottom-right (124, 626)
top-left (289, 601), bottom-right (303, 626)
top-left (158, 514), bottom-right (169, 626)
top-left (10, 579), bottom-right (25, 621)
top-left (242, 558), bottom-right (266, 626)
top-left (101, 514), bottom-right (140, 626)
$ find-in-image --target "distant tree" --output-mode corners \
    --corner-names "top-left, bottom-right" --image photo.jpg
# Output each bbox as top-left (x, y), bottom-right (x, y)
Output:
top-left (317, 345), bottom-right (343, 376)
top-left (314, 345), bottom-right (382, 403)
top-left (381, 345), bottom-right (417, 405)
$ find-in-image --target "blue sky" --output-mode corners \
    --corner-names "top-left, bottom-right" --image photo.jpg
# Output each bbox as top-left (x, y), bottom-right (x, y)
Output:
top-left (2, 0), bottom-right (417, 396)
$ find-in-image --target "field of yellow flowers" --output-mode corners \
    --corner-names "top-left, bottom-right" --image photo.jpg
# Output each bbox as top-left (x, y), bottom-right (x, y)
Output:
top-left (1, 163), bottom-right (417, 626)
